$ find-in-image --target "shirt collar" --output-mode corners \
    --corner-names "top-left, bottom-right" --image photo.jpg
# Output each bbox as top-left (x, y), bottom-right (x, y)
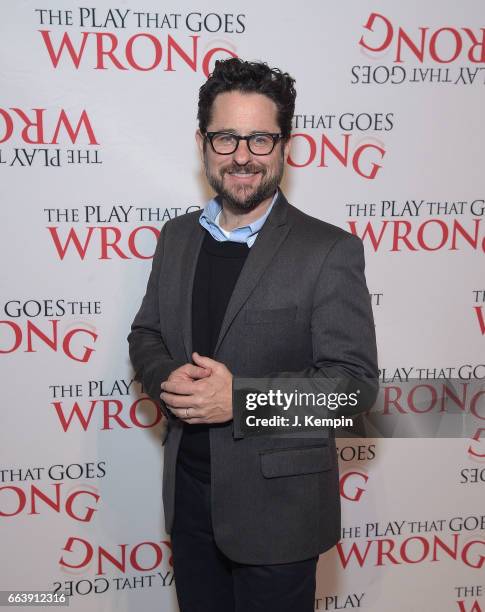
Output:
top-left (199, 190), bottom-right (279, 246)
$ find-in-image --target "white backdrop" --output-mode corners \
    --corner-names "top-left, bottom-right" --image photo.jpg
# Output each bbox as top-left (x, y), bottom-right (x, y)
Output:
top-left (1, 1), bottom-right (484, 611)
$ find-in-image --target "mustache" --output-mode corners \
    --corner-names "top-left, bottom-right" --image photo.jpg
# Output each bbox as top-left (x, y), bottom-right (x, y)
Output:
top-left (222, 164), bottom-right (265, 175)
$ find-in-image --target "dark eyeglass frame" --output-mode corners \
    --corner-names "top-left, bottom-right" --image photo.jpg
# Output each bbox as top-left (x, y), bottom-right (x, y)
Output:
top-left (205, 131), bottom-right (283, 156)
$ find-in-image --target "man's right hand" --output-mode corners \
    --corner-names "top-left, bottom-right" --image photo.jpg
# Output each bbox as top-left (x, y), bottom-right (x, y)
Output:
top-left (161, 363), bottom-right (212, 407)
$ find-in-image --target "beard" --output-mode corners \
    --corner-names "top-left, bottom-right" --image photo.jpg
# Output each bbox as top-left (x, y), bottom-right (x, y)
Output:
top-left (204, 152), bottom-right (284, 213)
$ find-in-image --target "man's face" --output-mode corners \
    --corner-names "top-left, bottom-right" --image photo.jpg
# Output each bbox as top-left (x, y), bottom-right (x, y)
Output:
top-left (196, 91), bottom-right (290, 212)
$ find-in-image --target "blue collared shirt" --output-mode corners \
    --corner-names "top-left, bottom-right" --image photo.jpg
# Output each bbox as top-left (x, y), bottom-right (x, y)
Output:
top-left (199, 191), bottom-right (278, 248)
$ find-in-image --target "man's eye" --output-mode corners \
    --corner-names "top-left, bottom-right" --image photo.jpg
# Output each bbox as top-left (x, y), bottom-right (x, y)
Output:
top-left (252, 135), bottom-right (271, 146)
top-left (216, 134), bottom-right (236, 144)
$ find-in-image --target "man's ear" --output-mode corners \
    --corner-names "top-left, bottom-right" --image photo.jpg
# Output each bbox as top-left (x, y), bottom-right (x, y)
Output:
top-left (282, 136), bottom-right (292, 164)
top-left (195, 129), bottom-right (205, 161)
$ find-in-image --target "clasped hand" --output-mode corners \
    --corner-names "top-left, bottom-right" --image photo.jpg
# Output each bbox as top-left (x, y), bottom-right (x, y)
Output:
top-left (160, 352), bottom-right (233, 424)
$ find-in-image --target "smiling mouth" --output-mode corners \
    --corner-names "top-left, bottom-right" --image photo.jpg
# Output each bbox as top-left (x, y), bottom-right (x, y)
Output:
top-left (228, 172), bottom-right (258, 177)
top-left (225, 168), bottom-right (261, 177)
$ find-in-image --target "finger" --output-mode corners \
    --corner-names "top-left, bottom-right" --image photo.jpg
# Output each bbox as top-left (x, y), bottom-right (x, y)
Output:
top-left (192, 352), bottom-right (219, 369)
top-left (160, 392), bottom-right (194, 408)
top-left (183, 363), bottom-right (212, 379)
top-left (166, 370), bottom-right (190, 381)
top-left (161, 380), bottom-right (197, 395)
top-left (184, 416), bottom-right (205, 424)
top-left (168, 406), bottom-right (203, 422)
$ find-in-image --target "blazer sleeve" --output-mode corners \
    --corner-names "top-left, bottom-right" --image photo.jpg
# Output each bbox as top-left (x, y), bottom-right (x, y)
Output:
top-left (127, 223), bottom-right (181, 418)
top-left (305, 233), bottom-right (378, 388)
top-left (233, 233), bottom-right (379, 432)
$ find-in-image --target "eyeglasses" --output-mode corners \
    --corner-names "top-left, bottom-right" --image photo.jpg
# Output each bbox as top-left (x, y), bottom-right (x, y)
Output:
top-left (205, 131), bottom-right (283, 155)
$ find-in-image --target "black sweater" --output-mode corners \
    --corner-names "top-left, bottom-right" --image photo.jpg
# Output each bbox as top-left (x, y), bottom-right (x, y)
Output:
top-left (177, 231), bottom-right (249, 481)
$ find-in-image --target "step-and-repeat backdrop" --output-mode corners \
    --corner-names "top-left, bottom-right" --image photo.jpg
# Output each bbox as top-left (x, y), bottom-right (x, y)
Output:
top-left (1, 1), bottom-right (484, 611)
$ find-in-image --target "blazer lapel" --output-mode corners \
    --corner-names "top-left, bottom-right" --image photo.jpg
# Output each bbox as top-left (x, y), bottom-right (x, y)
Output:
top-left (179, 220), bottom-right (205, 360)
top-left (213, 192), bottom-right (291, 356)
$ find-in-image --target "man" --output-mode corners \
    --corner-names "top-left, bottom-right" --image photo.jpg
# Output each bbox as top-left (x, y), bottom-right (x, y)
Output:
top-left (128, 58), bottom-right (378, 612)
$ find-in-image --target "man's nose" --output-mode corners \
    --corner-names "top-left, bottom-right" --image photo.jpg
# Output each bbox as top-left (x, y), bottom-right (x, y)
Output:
top-left (233, 138), bottom-right (251, 165)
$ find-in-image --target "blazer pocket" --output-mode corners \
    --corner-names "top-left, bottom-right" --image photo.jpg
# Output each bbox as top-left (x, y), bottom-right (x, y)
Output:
top-left (260, 445), bottom-right (331, 478)
top-left (245, 306), bottom-right (297, 325)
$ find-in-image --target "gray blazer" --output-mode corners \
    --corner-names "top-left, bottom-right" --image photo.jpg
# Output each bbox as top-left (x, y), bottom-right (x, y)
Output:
top-left (128, 191), bottom-right (378, 565)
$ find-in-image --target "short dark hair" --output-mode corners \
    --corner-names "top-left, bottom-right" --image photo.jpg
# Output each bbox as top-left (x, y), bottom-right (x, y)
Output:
top-left (197, 58), bottom-right (296, 140)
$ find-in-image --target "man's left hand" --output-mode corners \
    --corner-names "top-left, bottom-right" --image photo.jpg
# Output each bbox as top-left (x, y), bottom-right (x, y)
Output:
top-left (160, 352), bottom-right (233, 424)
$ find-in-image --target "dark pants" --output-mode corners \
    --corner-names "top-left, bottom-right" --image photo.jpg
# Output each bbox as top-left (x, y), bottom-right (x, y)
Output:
top-left (171, 462), bottom-right (318, 612)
